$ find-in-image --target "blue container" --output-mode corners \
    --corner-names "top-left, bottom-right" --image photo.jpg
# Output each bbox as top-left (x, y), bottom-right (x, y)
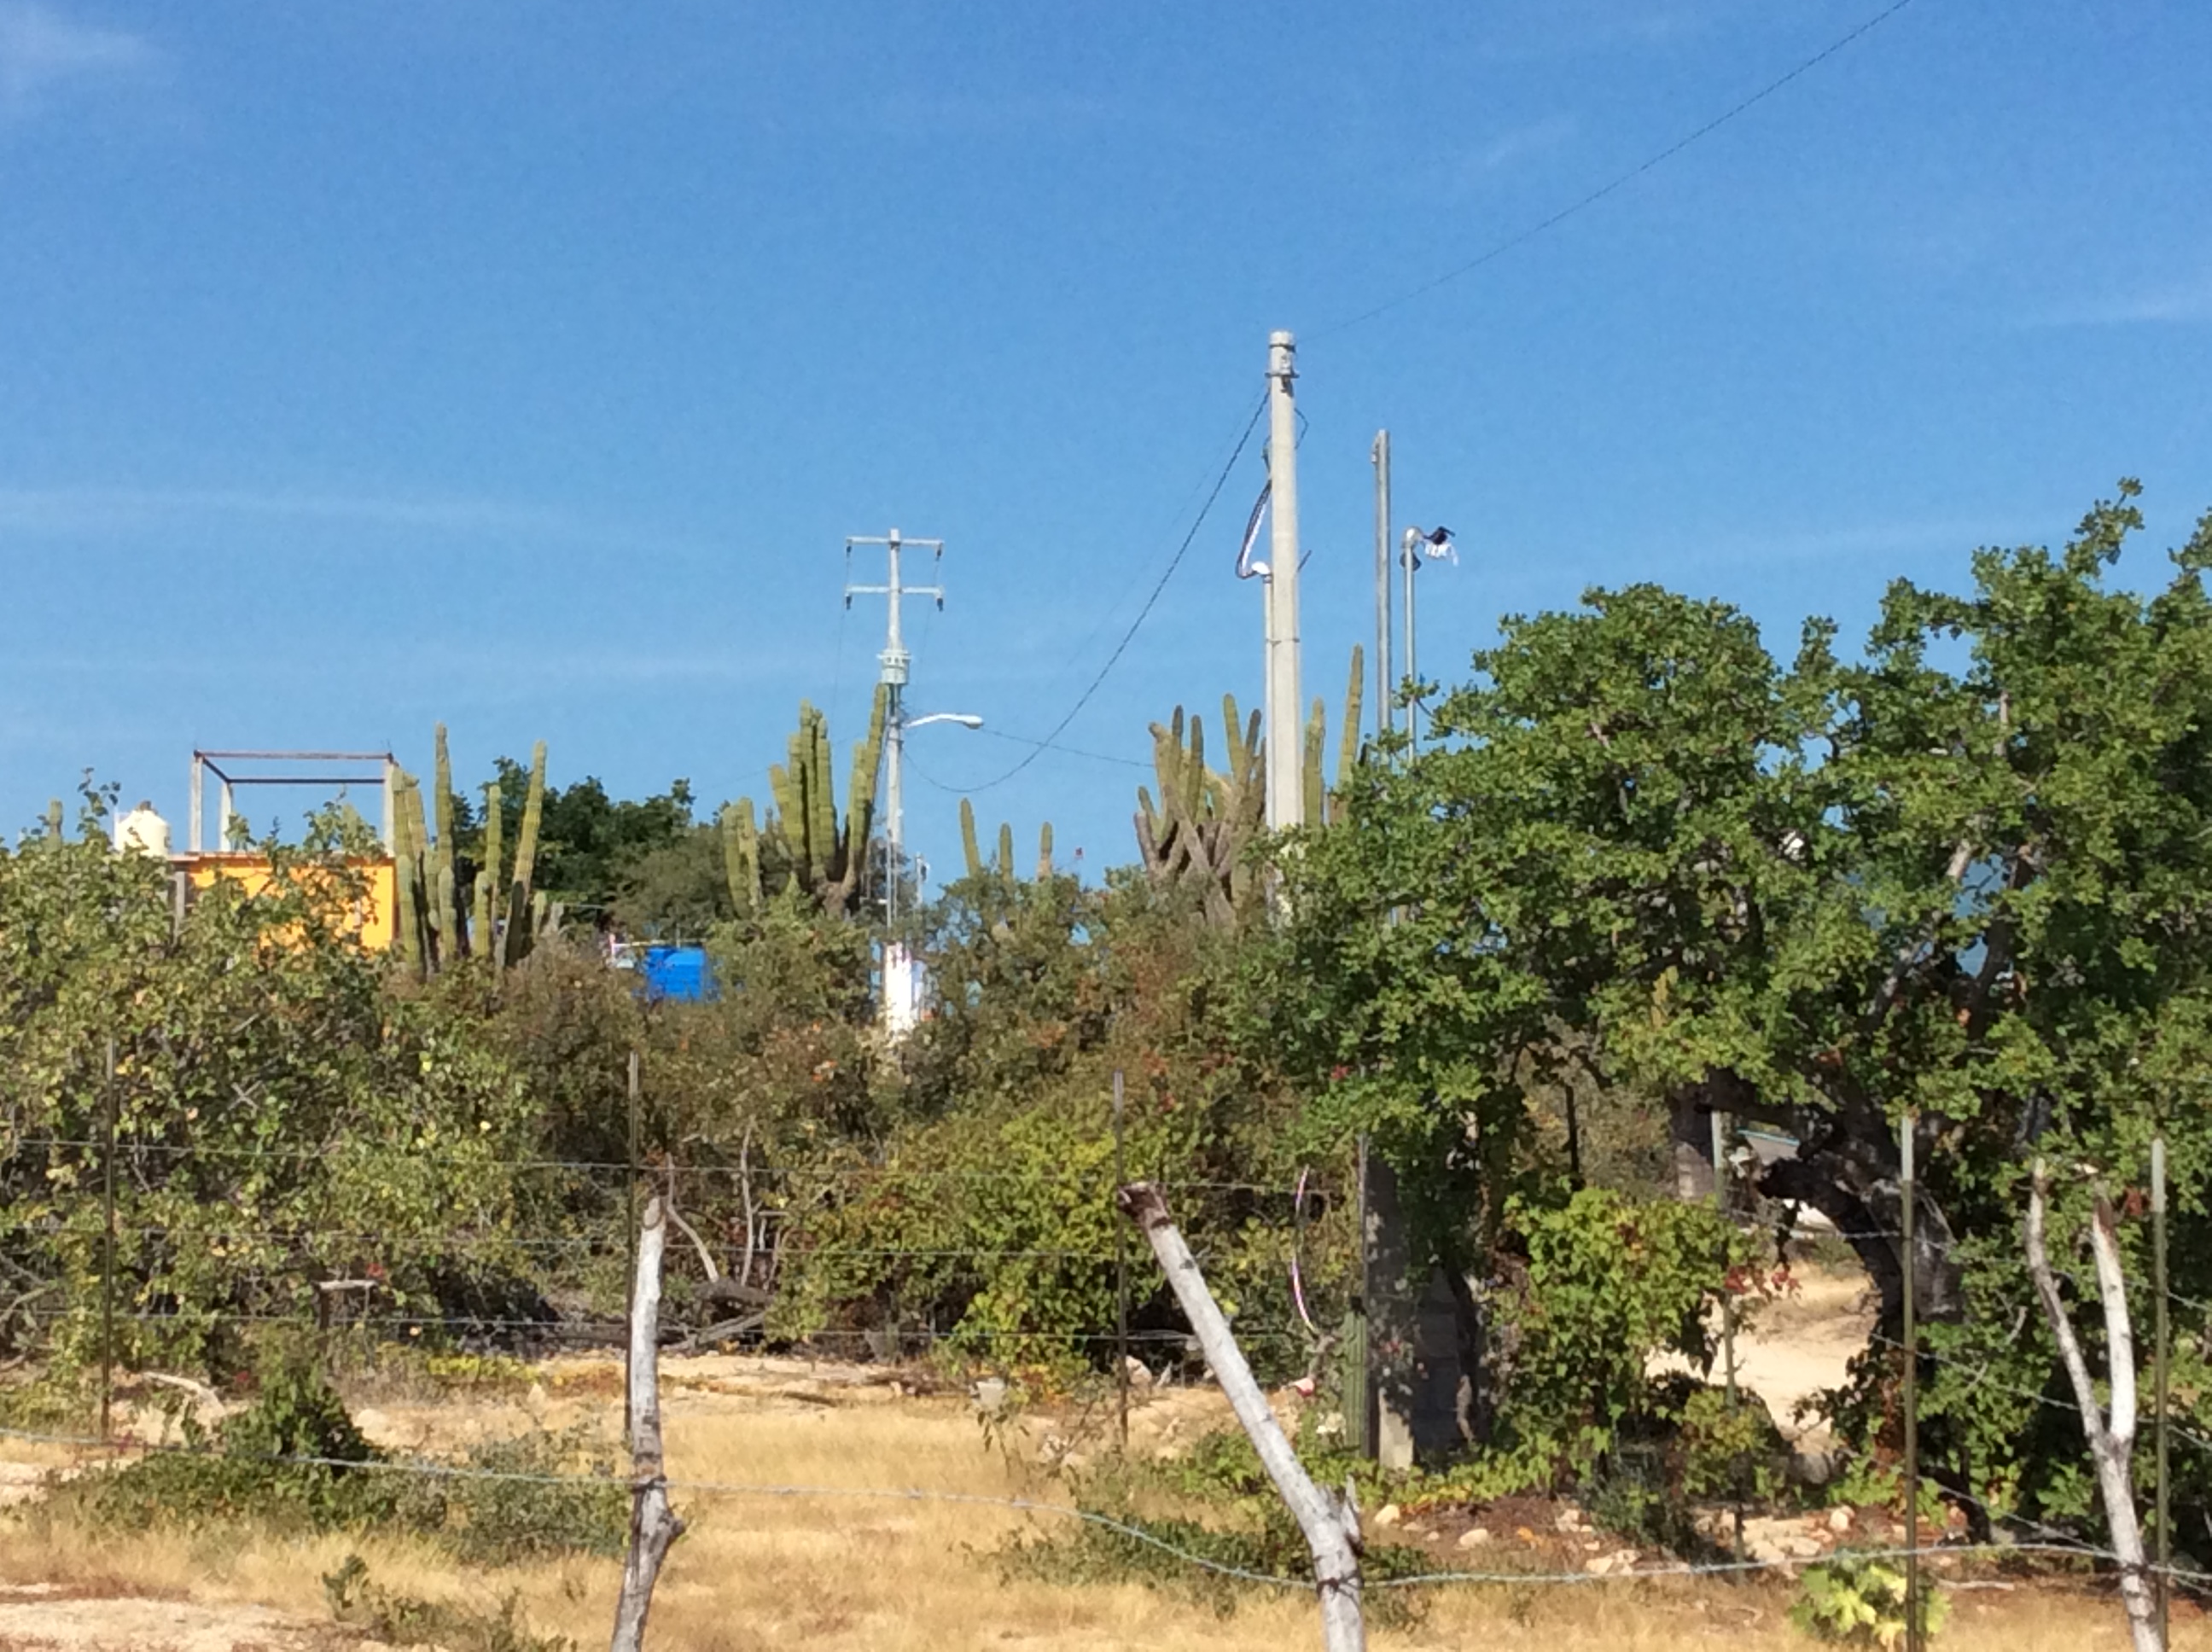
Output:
top-left (639, 945), bottom-right (713, 1003)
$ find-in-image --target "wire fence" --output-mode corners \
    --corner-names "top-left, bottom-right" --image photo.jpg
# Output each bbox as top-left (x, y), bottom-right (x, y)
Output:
top-left (5, 1412), bottom-right (2209, 1597)
top-left (5, 1094), bottom-right (2209, 1637)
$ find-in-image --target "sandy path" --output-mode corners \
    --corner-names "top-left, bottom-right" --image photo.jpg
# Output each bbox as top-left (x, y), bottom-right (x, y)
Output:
top-left (0, 1586), bottom-right (329, 1652)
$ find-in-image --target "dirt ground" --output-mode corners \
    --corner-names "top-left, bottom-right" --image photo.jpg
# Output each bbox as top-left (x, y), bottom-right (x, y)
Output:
top-left (0, 1261), bottom-right (2195, 1651)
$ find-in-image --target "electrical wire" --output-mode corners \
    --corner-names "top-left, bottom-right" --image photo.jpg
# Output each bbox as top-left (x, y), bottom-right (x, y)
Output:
top-left (924, 395), bottom-right (1267, 797)
top-left (1313, 0), bottom-right (1924, 339)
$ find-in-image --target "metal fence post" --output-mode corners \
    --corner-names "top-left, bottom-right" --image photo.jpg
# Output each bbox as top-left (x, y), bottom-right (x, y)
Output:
top-left (1901, 1113), bottom-right (1920, 1652)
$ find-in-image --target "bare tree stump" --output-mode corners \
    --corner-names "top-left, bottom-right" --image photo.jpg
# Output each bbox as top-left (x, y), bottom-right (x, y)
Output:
top-left (1118, 1180), bottom-right (1365, 1651)
top-left (610, 1196), bottom-right (685, 1652)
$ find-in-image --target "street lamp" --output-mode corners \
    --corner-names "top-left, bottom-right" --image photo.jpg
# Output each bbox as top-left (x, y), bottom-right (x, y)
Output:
top-left (885, 711), bottom-right (984, 926)
top-left (882, 709), bottom-right (982, 1040)
top-left (1398, 525), bottom-right (1455, 751)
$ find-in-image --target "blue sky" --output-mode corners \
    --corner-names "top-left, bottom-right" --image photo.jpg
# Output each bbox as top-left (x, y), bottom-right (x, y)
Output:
top-left (4, 1), bottom-right (2209, 888)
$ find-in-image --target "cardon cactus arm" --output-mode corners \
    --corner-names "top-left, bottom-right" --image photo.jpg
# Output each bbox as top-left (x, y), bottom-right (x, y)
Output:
top-left (479, 779), bottom-right (504, 961)
top-left (805, 706), bottom-right (836, 887)
top-left (1334, 644), bottom-right (1364, 824)
top-left (501, 741), bottom-right (548, 965)
top-left (1302, 696), bottom-right (1327, 829)
top-left (510, 741), bottom-right (547, 895)
top-left (722, 800), bottom-right (761, 917)
top-left (959, 797), bottom-right (984, 881)
top-left (431, 724), bottom-right (457, 954)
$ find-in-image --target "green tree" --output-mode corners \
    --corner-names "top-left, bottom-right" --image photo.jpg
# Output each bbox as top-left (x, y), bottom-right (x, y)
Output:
top-left (0, 811), bottom-right (543, 1382)
top-left (1260, 484), bottom-right (2212, 1536)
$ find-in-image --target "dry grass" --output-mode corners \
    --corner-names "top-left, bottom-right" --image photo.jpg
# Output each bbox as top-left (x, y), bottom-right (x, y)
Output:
top-left (1, 1354), bottom-right (2204, 1650)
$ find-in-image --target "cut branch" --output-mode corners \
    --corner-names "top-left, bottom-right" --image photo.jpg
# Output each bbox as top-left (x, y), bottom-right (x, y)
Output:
top-left (1118, 1180), bottom-right (1365, 1651)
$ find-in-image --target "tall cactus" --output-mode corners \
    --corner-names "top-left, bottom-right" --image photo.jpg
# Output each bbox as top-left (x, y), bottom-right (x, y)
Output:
top-left (1133, 697), bottom-right (1265, 927)
top-left (955, 797), bottom-right (1054, 894)
top-left (959, 797), bottom-right (985, 881)
top-left (480, 779), bottom-right (504, 951)
top-left (721, 798), bottom-right (762, 916)
top-left (1134, 644), bottom-right (1365, 922)
top-left (735, 689), bottom-right (888, 919)
top-left (501, 741), bottom-right (548, 967)
top-left (429, 724), bottom-right (457, 955)
top-left (388, 767), bottom-right (434, 974)
top-left (382, 731), bottom-right (561, 974)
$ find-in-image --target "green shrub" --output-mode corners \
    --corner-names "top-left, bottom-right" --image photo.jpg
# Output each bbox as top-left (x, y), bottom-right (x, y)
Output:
top-left (1676, 1384), bottom-right (1788, 1504)
top-left (1790, 1554), bottom-right (1947, 1648)
top-left (75, 1358), bottom-right (625, 1564)
top-left (434, 1424), bottom-right (628, 1565)
top-left (323, 1554), bottom-right (574, 1652)
top-left (1493, 1187), bottom-right (1757, 1481)
top-left (82, 1359), bottom-right (394, 1534)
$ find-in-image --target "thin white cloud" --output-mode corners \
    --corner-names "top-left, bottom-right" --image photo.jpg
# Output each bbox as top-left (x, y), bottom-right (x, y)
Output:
top-left (2023, 274), bottom-right (2212, 329)
top-left (1469, 113), bottom-right (1579, 176)
top-left (0, 484), bottom-right (571, 537)
top-left (0, 3), bottom-right (154, 119)
top-left (0, 483), bottom-right (721, 560)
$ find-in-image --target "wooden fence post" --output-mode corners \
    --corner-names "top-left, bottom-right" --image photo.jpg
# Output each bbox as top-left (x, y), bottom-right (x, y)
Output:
top-left (609, 1196), bottom-right (684, 1652)
top-left (2024, 1165), bottom-right (2161, 1652)
top-left (1118, 1181), bottom-right (1365, 1652)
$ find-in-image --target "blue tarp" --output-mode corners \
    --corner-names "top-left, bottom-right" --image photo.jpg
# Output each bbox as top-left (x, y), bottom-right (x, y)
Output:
top-left (638, 944), bottom-right (714, 1003)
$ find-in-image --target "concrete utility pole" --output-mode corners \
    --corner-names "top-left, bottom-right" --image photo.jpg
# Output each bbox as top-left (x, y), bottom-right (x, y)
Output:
top-left (1371, 431), bottom-right (1392, 740)
top-left (843, 529), bottom-right (945, 928)
top-left (1264, 331), bottom-right (1303, 830)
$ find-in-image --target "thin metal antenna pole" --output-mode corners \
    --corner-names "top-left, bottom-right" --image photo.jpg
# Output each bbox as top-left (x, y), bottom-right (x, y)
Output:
top-left (1371, 431), bottom-right (1392, 739)
top-left (1401, 527), bottom-right (1418, 754)
top-left (1901, 1114), bottom-right (1921, 1652)
top-left (2153, 1133), bottom-right (2170, 1647)
top-left (1115, 1069), bottom-right (1130, 1451)
top-left (99, 1036), bottom-right (117, 1446)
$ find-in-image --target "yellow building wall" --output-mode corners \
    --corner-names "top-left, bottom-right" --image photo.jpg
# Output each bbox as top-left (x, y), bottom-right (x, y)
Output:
top-left (178, 854), bottom-right (399, 952)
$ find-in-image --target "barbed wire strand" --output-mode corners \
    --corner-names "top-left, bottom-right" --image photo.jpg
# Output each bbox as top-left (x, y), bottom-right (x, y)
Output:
top-left (3, 1420), bottom-right (2197, 1593)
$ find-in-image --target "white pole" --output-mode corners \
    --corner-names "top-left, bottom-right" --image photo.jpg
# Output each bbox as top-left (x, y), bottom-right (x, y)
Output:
top-left (1265, 331), bottom-right (1303, 831)
top-left (1401, 527), bottom-right (1419, 754)
top-left (1371, 431), bottom-right (1391, 740)
top-left (883, 528), bottom-right (906, 928)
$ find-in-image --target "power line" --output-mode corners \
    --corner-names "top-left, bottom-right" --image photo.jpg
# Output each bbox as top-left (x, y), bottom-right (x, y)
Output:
top-left (1315, 0), bottom-right (1924, 338)
top-left (934, 395), bottom-right (1267, 798)
top-left (971, 726), bottom-right (1150, 772)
